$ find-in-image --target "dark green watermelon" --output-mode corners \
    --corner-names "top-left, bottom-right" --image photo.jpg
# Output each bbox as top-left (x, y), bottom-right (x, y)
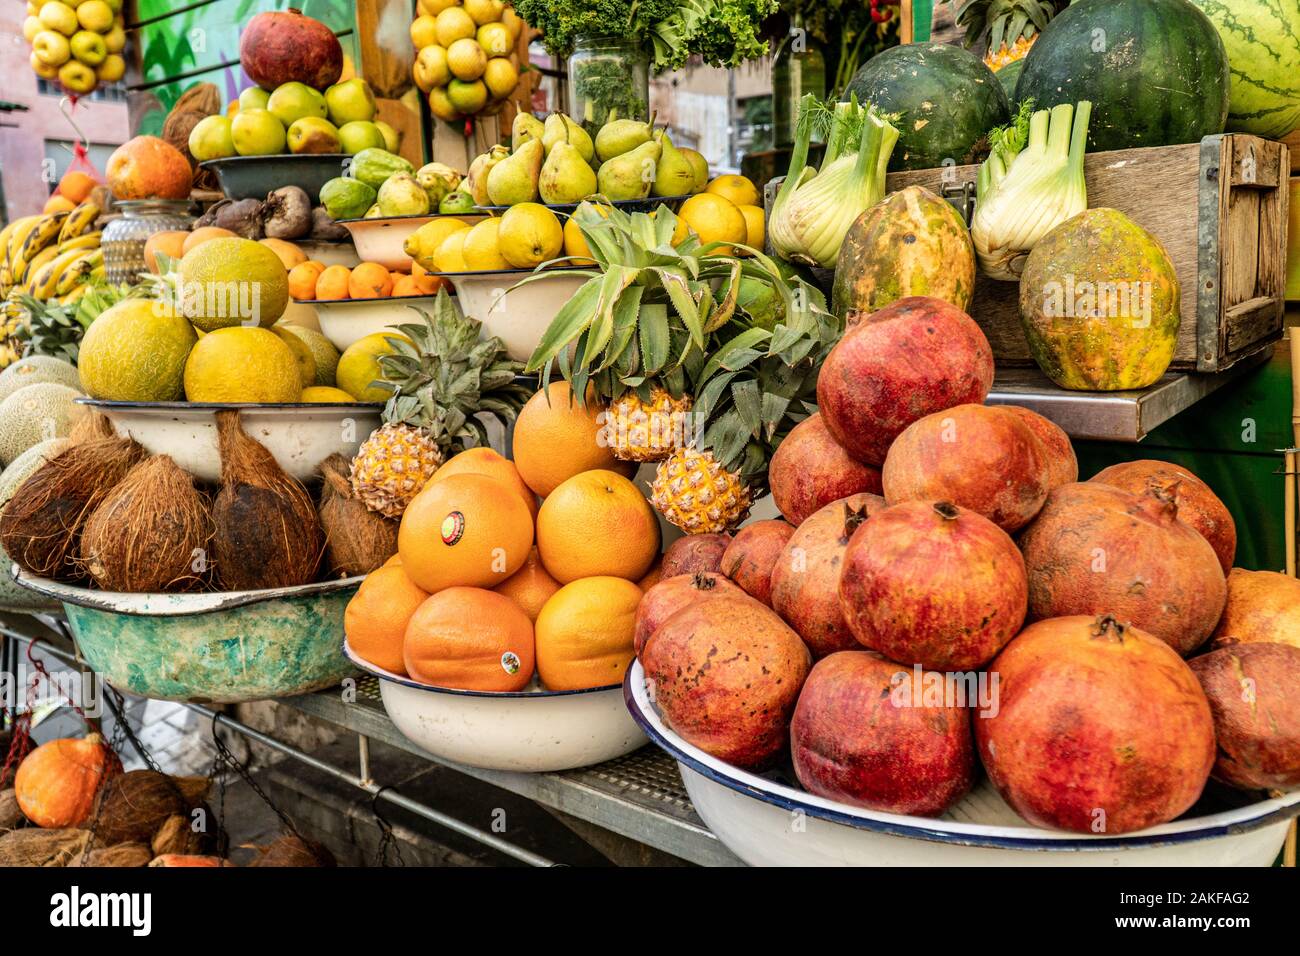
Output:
top-left (995, 60), bottom-right (1023, 101)
top-left (845, 42), bottom-right (1010, 172)
top-left (1014, 0), bottom-right (1229, 152)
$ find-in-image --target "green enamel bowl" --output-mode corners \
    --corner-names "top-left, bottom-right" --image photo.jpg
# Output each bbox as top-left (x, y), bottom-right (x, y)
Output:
top-left (12, 569), bottom-right (359, 704)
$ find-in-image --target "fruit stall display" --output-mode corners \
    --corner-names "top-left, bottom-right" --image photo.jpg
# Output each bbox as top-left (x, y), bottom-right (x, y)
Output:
top-left (23, 0), bottom-right (127, 96)
top-left (410, 0), bottom-right (526, 122)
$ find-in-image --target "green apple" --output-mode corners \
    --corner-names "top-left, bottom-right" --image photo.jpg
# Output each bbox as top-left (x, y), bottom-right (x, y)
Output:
top-left (69, 29), bottom-right (106, 67)
top-left (238, 86), bottom-right (270, 112)
top-left (324, 78), bottom-right (376, 126)
top-left (188, 114), bottom-right (236, 161)
top-left (267, 81), bottom-right (327, 128)
top-left (32, 29), bottom-right (70, 67)
top-left (57, 59), bottom-right (96, 94)
top-left (38, 1), bottom-right (78, 36)
top-left (287, 116), bottom-right (342, 155)
top-left (337, 121), bottom-right (386, 155)
top-left (75, 0), bottom-right (112, 32)
top-left (374, 120), bottom-right (401, 153)
top-left (231, 108), bottom-right (287, 156)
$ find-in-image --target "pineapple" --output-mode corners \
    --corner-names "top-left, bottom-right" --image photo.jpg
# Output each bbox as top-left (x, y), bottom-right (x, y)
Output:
top-left (651, 447), bottom-right (753, 534)
top-left (951, 0), bottom-right (1065, 70)
top-left (351, 290), bottom-right (529, 517)
top-left (609, 387), bottom-right (695, 462)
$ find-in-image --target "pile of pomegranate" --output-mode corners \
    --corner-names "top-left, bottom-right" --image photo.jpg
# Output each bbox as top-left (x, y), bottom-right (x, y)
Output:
top-left (637, 296), bottom-right (1300, 836)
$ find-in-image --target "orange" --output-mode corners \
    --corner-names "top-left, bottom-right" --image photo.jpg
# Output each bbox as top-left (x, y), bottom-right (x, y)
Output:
top-left (428, 447), bottom-right (538, 521)
top-left (182, 226), bottom-right (237, 255)
top-left (316, 264), bottom-right (352, 300)
top-left (404, 587), bottom-right (535, 691)
top-left (288, 260), bottom-right (326, 300)
top-left (511, 381), bottom-right (634, 498)
top-left (57, 170), bottom-right (97, 204)
top-left (536, 469), bottom-right (660, 583)
top-left (398, 472), bottom-right (534, 593)
top-left (494, 546), bottom-right (561, 621)
top-left (705, 174), bottom-right (760, 208)
top-left (349, 262), bottom-right (394, 299)
top-left (144, 231), bottom-right (187, 273)
top-left (411, 261), bottom-right (448, 294)
top-left (534, 576), bottom-right (641, 690)
top-left (637, 560), bottom-right (663, 592)
top-left (391, 274), bottom-right (423, 297)
top-left (43, 194), bottom-right (76, 214)
top-left (344, 564), bottom-right (430, 675)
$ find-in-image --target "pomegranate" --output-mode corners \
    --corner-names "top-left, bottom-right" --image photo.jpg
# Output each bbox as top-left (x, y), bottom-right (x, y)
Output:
top-left (240, 9), bottom-right (344, 91)
top-left (1090, 459), bottom-right (1236, 572)
top-left (769, 414), bottom-right (883, 525)
top-left (976, 615), bottom-right (1215, 834)
top-left (1189, 643), bottom-right (1300, 791)
top-left (660, 533), bottom-right (730, 577)
top-left (839, 500), bottom-right (1027, 671)
top-left (1020, 482), bottom-right (1226, 656)
top-left (771, 494), bottom-right (888, 658)
top-left (999, 405), bottom-right (1078, 491)
top-left (1211, 568), bottom-right (1300, 652)
top-left (633, 572), bottom-right (745, 657)
top-left (791, 651), bottom-right (974, 816)
top-left (720, 520), bottom-right (794, 606)
top-left (882, 404), bottom-right (1050, 533)
top-left (816, 296), bottom-right (994, 466)
top-left (642, 594), bottom-right (811, 768)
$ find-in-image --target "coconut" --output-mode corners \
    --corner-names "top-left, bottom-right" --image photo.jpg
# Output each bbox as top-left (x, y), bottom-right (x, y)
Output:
top-left (212, 411), bottom-right (323, 590)
top-left (0, 827), bottom-right (90, 866)
top-left (87, 770), bottom-right (187, 847)
top-left (318, 454), bottom-right (398, 577)
top-left (0, 788), bottom-right (25, 831)
top-left (66, 411), bottom-right (117, 445)
top-left (248, 833), bottom-right (336, 867)
top-left (80, 455), bottom-right (213, 592)
top-left (70, 842), bottom-right (153, 868)
top-left (0, 435), bottom-right (145, 580)
top-left (151, 812), bottom-right (215, 857)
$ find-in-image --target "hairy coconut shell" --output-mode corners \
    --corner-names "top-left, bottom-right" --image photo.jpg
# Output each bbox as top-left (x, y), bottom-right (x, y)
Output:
top-left (212, 411), bottom-right (323, 590)
top-left (67, 411), bottom-right (117, 446)
top-left (0, 435), bottom-right (145, 580)
top-left (0, 788), bottom-right (25, 831)
top-left (318, 454), bottom-right (398, 577)
top-left (0, 827), bottom-right (90, 866)
top-left (171, 82), bottom-right (221, 118)
top-left (87, 770), bottom-right (187, 846)
top-left (151, 812), bottom-right (215, 857)
top-left (248, 833), bottom-right (335, 867)
top-left (70, 842), bottom-right (153, 868)
top-left (80, 455), bottom-right (214, 592)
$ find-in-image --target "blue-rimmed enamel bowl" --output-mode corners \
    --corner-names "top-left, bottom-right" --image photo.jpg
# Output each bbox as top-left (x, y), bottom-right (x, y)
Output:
top-left (441, 269), bottom-right (592, 363)
top-left (624, 661), bottom-right (1300, 867)
top-left (344, 639), bottom-right (646, 772)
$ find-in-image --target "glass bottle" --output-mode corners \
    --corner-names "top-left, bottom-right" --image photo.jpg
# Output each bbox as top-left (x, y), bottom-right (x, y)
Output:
top-left (772, 17), bottom-right (826, 148)
top-left (567, 36), bottom-right (650, 137)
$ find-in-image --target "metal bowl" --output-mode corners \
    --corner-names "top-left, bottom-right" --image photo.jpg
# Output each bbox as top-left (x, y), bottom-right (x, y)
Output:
top-left (625, 661), bottom-right (1300, 866)
top-left (199, 154), bottom-right (349, 202)
top-left (337, 213), bottom-right (486, 271)
top-left (76, 399), bottom-right (383, 484)
top-left (442, 269), bottom-right (592, 363)
top-left (304, 294), bottom-right (441, 351)
top-left (345, 640), bottom-right (647, 772)
top-left (15, 571), bottom-right (361, 704)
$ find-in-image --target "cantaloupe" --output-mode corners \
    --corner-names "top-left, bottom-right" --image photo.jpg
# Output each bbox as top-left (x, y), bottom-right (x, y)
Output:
top-left (0, 383), bottom-right (83, 466)
top-left (0, 356), bottom-right (81, 404)
top-left (0, 438), bottom-right (70, 611)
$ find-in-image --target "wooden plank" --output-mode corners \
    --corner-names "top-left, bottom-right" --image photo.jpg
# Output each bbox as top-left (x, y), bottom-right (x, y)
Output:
top-left (1228, 135), bottom-right (1282, 188)
top-left (1225, 298), bottom-right (1280, 353)
top-left (1284, 129), bottom-right (1300, 173)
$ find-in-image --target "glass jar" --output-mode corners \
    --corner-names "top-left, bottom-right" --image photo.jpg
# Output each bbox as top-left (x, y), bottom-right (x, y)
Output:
top-left (567, 36), bottom-right (650, 136)
top-left (772, 19), bottom-right (826, 148)
top-left (102, 200), bottom-right (194, 285)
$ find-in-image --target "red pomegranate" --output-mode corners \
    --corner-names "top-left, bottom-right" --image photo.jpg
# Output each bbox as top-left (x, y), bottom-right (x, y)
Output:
top-left (791, 651), bottom-right (974, 816)
top-left (1019, 482), bottom-right (1227, 656)
top-left (769, 414), bottom-right (883, 525)
top-left (633, 572), bottom-right (745, 657)
top-left (771, 494), bottom-right (888, 658)
top-left (240, 9), bottom-right (344, 91)
top-left (660, 533), bottom-right (730, 577)
top-left (976, 615), bottom-right (1215, 834)
top-left (999, 405), bottom-right (1078, 491)
top-left (816, 296), bottom-right (994, 466)
top-left (1211, 568), bottom-right (1300, 652)
top-left (719, 520), bottom-right (794, 606)
top-left (1090, 459), bottom-right (1236, 572)
top-left (1189, 642), bottom-right (1300, 791)
top-left (839, 500), bottom-right (1027, 671)
top-left (882, 404), bottom-right (1050, 533)
top-left (642, 594), bottom-right (811, 768)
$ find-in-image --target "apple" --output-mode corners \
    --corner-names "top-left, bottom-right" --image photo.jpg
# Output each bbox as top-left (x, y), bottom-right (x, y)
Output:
top-left (231, 108), bottom-right (287, 156)
top-left (324, 77), bottom-right (376, 125)
top-left (69, 30), bottom-right (107, 67)
top-left (237, 86), bottom-right (270, 112)
top-left (30, 51), bottom-right (59, 80)
top-left (58, 59), bottom-right (96, 94)
top-left (23, 15), bottom-right (43, 42)
top-left (103, 0), bottom-right (120, 11)
top-left (96, 52), bottom-right (124, 83)
top-left (75, 0), bottom-right (112, 32)
top-left (286, 116), bottom-right (341, 154)
top-left (39, 1), bottom-right (78, 36)
top-left (267, 81), bottom-right (327, 128)
top-left (102, 22), bottom-right (125, 52)
top-left (188, 114), bottom-right (236, 161)
top-left (337, 120), bottom-right (386, 154)
top-left (413, 45), bottom-right (449, 92)
top-left (375, 120), bottom-right (401, 153)
top-left (33, 30), bottom-right (71, 67)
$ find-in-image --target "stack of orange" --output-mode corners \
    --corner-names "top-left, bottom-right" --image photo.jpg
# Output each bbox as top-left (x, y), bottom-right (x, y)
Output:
top-left (289, 259), bottom-right (448, 301)
top-left (43, 170), bottom-right (99, 214)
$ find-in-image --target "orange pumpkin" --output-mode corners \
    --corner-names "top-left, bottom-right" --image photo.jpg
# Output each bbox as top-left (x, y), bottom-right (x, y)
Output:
top-left (14, 734), bottom-right (112, 828)
top-left (404, 587), bottom-right (535, 691)
top-left (148, 854), bottom-right (229, 867)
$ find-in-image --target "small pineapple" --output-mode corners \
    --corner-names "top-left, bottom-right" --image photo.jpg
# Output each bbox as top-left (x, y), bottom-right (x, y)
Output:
top-left (651, 447), bottom-right (753, 534)
top-left (609, 387), bottom-right (695, 462)
top-left (952, 0), bottom-right (1064, 70)
top-left (350, 422), bottom-right (443, 518)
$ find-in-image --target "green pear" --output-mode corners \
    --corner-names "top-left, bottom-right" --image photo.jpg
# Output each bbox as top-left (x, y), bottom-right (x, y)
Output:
top-left (681, 147), bottom-right (709, 192)
top-left (487, 138), bottom-right (544, 205)
top-left (652, 132), bottom-right (697, 198)
top-left (512, 112), bottom-right (544, 151)
top-left (539, 142), bottom-right (598, 205)
top-left (595, 118), bottom-right (653, 162)
top-left (377, 173), bottom-right (431, 217)
top-left (597, 139), bottom-right (661, 201)
top-left (466, 144), bottom-right (509, 205)
top-left (542, 112), bottom-right (594, 164)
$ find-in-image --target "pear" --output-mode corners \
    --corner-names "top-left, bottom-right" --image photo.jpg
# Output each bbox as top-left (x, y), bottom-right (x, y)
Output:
top-left (487, 138), bottom-right (543, 206)
top-left (681, 147), bottom-right (709, 193)
top-left (597, 139), bottom-right (661, 201)
top-left (652, 132), bottom-right (697, 198)
top-left (539, 141), bottom-right (598, 205)
top-left (542, 112), bottom-right (594, 164)
top-left (512, 112), bottom-right (545, 151)
top-left (377, 173), bottom-right (431, 216)
top-left (595, 118), bottom-right (653, 162)
top-left (466, 144), bottom-right (509, 206)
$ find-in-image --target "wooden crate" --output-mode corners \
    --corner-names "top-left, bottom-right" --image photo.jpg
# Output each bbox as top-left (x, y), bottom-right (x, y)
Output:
top-left (884, 134), bottom-right (1291, 373)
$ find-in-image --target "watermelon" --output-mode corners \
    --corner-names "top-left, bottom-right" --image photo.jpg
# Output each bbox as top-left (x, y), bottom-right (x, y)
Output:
top-left (1189, 0), bottom-right (1300, 138)
top-left (1015, 0), bottom-right (1230, 152)
top-left (995, 60), bottom-right (1024, 101)
top-left (845, 42), bottom-right (1010, 171)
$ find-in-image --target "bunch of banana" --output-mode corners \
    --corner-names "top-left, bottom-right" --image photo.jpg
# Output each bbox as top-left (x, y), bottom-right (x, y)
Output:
top-left (0, 200), bottom-right (103, 303)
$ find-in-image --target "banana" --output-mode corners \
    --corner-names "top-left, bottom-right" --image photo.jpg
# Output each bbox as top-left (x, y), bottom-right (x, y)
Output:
top-left (23, 245), bottom-right (63, 295)
top-left (0, 215), bottom-right (39, 265)
top-left (28, 260), bottom-right (62, 300)
top-left (53, 249), bottom-right (102, 297)
top-left (56, 231), bottom-right (101, 255)
top-left (58, 202), bottom-right (100, 245)
top-left (5, 216), bottom-right (42, 269)
top-left (15, 212), bottom-right (69, 280)
top-left (57, 283), bottom-right (91, 308)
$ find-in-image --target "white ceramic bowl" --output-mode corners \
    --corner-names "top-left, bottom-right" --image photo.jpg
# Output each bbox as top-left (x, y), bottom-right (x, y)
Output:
top-left (624, 661), bottom-right (1300, 867)
top-left (338, 214), bottom-right (485, 271)
top-left (306, 294), bottom-right (441, 351)
top-left (296, 240), bottom-right (360, 268)
top-left (344, 640), bottom-right (647, 772)
top-left (443, 270), bottom-right (592, 363)
top-left (78, 400), bottom-right (383, 484)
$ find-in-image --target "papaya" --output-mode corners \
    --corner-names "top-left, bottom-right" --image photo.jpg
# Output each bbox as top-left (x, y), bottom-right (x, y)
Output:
top-left (1018, 208), bottom-right (1179, 391)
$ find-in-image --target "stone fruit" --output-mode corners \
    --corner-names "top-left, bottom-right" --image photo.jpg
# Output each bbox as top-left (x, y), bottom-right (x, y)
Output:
top-left (1020, 482), bottom-right (1227, 656)
top-left (231, 109), bottom-right (287, 156)
top-left (188, 114), bottom-right (236, 161)
top-left (976, 615), bottom-right (1215, 834)
top-left (719, 520), bottom-right (794, 606)
top-left (1090, 459), bottom-right (1236, 572)
top-left (1210, 568), bottom-right (1300, 652)
top-left (998, 404), bottom-right (1077, 492)
top-left (267, 81), bottom-right (327, 127)
top-left (771, 494), bottom-right (887, 658)
top-left (660, 533), bottom-right (730, 577)
top-left (324, 77), bottom-right (376, 125)
top-left (287, 117), bottom-right (341, 155)
top-left (817, 296), bottom-right (994, 466)
top-left (1189, 642), bottom-right (1300, 791)
top-left (840, 500), bottom-right (1027, 670)
top-left (240, 8), bottom-right (343, 92)
top-left (633, 572), bottom-right (745, 657)
top-left (642, 594), bottom-right (811, 768)
top-left (792, 651), bottom-right (975, 816)
top-left (882, 403), bottom-right (1051, 533)
top-left (106, 135), bottom-right (192, 201)
top-left (769, 413), bottom-right (883, 525)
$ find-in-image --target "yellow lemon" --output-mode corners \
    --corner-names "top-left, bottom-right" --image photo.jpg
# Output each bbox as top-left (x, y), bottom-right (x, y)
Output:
top-left (462, 218), bottom-right (511, 270)
top-left (706, 174), bottom-right (760, 208)
top-left (677, 193), bottom-right (747, 255)
top-left (738, 204), bottom-right (765, 254)
top-left (182, 326), bottom-right (303, 403)
top-left (405, 216), bottom-right (474, 265)
top-left (431, 226), bottom-right (472, 272)
top-left (498, 203), bottom-right (563, 269)
top-left (300, 386), bottom-right (358, 403)
top-left (336, 331), bottom-right (412, 402)
top-left (563, 215), bottom-right (594, 265)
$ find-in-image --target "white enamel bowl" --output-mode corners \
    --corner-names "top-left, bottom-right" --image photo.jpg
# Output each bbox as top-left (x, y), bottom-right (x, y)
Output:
top-left (305, 294), bottom-right (442, 351)
top-left (344, 640), bottom-right (647, 772)
top-left (624, 661), bottom-right (1300, 867)
top-left (442, 270), bottom-right (592, 363)
top-left (77, 400), bottom-right (383, 484)
top-left (338, 214), bottom-right (486, 271)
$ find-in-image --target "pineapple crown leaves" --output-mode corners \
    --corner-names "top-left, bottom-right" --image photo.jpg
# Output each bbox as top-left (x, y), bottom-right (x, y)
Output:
top-left (950, 0), bottom-right (1063, 55)
top-left (11, 278), bottom-right (136, 365)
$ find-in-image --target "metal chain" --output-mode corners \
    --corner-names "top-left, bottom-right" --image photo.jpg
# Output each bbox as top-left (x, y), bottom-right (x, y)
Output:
top-left (370, 788), bottom-right (405, 867)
